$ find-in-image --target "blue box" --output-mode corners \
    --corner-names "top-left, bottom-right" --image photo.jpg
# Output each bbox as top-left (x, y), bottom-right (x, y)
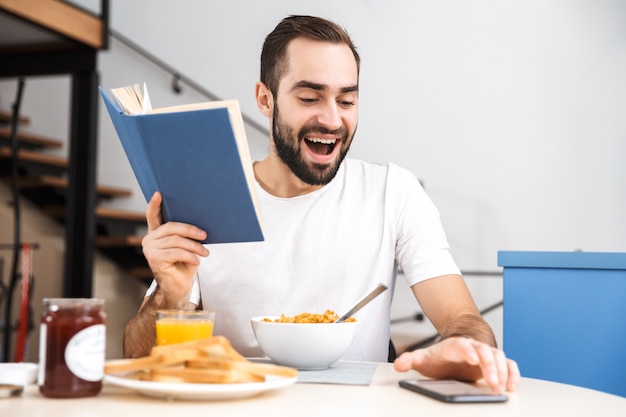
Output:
top-left (498, 251), bottom-right (626, 397)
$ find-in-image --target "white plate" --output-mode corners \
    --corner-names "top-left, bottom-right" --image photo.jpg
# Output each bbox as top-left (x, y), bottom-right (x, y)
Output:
top-left (104, 372), bottom-right (297, 401)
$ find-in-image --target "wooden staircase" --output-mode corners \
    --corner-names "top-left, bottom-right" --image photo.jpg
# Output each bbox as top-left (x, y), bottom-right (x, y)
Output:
top-left (0, 109), bottom-right (152, 281)
top-left (1, 0), bottom-right (111, 297)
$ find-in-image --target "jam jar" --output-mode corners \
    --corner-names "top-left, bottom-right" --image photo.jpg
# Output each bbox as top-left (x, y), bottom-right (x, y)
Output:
top-left (38, 298), bottom-right (106, 398)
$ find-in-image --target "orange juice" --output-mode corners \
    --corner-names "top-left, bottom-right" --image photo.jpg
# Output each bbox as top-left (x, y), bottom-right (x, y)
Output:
top-left (155, 310), bottom-right (215, 346)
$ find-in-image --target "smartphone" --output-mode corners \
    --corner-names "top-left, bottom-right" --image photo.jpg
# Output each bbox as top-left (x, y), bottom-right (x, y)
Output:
top-left (399, 379), bottom-right (508, 403)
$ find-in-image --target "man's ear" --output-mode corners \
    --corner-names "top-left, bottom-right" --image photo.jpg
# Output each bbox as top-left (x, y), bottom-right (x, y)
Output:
top-left (255, 81), bottom-right (273, 117)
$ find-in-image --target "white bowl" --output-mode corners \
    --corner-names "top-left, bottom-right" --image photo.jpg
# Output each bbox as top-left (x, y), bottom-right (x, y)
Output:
top-left (0, 363), bottom-right (38, 386)
top-left (251, 316), bottom-right (359, 370)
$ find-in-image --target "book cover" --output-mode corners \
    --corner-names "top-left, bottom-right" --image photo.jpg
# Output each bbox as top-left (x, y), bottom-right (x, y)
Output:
top-left (99, 85), bottom-right (264, 244)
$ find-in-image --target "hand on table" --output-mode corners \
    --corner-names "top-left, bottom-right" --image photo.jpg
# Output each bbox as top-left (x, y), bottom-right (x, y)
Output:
top-left (393, 336), bottom-right (520, 394)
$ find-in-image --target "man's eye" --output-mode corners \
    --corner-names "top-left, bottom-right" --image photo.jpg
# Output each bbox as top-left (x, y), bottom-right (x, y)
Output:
top-left (339, 100), bottom-right (355, 107)
top-left (299, 97), bottom-right (317, 104)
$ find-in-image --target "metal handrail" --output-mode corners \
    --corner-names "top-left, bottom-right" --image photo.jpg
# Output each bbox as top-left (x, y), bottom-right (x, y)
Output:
top-left (109, 29), bottom-right (269, 137)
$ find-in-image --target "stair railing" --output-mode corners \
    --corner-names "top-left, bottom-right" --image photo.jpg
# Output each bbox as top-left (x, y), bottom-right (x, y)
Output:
top-left (109, 29), bottom-right (269, 138)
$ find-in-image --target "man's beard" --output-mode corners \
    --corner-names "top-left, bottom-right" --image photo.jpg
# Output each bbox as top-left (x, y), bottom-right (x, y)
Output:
top-left (272, 104), bottom-right (354, 186)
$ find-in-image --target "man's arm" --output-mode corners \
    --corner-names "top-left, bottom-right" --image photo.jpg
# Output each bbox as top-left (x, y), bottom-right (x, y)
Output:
top-left (414, 274), bottom-right (496, 381)
top-left (395, 274), bottom-right (519, 393)
top-left (123, 191), bottom-right (209, 358)
top-left (413, 273), bottom-right (495, 341)
top-left (123, 288), bottom-right (197, 358)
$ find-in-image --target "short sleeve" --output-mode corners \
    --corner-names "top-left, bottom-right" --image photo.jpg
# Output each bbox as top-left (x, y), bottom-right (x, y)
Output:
top-left (388, 164), bottom-right (461, 286)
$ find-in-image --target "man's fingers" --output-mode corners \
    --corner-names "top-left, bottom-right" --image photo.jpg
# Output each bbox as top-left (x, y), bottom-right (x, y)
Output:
top-left (471, 342), bottom-right (517, 394)
top-left (142, 234), bottom-right (209, 274)
top-left (145, 192), bottom-right (208, 242)
top-left (146, 192), bottom-right (164, 232)
top-left (473, 342), bottom-right (496, 380)
top-left (145, 231), bottom-right (208, 255)
top-left (157, 247), bottom-right (205, 268)
top-left (393, 350), bottom-right (425, 372)
top-left (506, 359), bottom-right (520, 392)
top-left (494, 349), bottom-right (509, 393)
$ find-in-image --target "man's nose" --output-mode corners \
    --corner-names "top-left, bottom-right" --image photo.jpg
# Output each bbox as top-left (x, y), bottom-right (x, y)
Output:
top-left (316, 100), bottom-right (342, 130)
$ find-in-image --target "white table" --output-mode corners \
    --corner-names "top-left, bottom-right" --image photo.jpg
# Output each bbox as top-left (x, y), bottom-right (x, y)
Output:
top-left (2, 363), bottom-right (624, 417)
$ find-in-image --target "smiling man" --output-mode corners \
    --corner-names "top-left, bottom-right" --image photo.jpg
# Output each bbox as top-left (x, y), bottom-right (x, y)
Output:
top-left (254, 36), bottom-right (359, 194)
top-left (124, 15), bottom-right (519, 394)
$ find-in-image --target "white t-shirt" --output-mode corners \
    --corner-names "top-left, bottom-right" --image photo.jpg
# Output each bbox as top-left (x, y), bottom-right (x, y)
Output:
top-left (148, 158), bottom-right (460, 362)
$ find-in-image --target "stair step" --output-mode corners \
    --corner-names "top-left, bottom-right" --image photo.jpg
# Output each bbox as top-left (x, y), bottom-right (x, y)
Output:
top-left (0, 109), bottom-right (30, 126)
top-left (0, 147), bottom-right (67, 176)
top-left (44, 205), bottom-right (146, 236)
top-left (45, 205), bottom-right (146, 223)
top-left (96, 235), bottom-right (143, 247)
top-left (0, 126), bottom-right (64, 150)
top-left (129, 267), bottom-right (153, 282)
top-left (15, 174), bottom-right (132, 200)
top-left (95, 206), bottom-right (147, 223)
top-left (95, 235), bottom-right (150, 279)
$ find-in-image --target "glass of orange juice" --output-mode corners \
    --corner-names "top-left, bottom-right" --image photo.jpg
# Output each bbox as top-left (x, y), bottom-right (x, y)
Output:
top-left (155, 310), bottom-right (215, 346)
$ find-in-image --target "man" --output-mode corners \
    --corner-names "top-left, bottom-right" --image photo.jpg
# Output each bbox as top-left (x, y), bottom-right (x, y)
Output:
top-left (124, 15), bottom-right (519, 394)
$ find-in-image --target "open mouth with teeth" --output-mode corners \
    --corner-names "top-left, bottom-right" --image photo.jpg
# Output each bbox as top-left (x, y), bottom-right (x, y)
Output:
top-left (304, 137), bottom-right (338, 156)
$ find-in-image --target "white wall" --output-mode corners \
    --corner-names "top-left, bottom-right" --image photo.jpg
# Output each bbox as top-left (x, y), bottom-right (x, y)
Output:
top-left (2, 0), bottom-right (626, 349)
top-left (100, 0), bottom-right (626, 265)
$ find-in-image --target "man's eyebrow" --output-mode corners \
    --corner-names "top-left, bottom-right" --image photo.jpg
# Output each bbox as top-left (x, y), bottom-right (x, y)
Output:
top-left (290, 80), bottom-right (358, 94)
top-left (340, 85), bottom-right (359, 94)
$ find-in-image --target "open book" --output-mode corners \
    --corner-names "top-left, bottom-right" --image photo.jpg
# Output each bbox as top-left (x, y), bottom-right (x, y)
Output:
top-left (100, 83), bottom-right (264, 244)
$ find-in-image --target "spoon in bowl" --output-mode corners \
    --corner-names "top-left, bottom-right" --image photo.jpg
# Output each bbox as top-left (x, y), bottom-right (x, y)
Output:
top-left (334, 283), bottom-right (388, 323)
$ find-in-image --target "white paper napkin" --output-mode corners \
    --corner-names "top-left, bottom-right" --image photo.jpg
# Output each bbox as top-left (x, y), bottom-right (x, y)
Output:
top-left (295, 361), bottom-right (377, 385)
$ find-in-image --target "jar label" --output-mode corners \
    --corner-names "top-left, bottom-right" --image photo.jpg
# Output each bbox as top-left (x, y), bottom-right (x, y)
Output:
top-left (64, 324), bottom-right (106, 381)
top-left (38, 323), bottom-right (47, 386)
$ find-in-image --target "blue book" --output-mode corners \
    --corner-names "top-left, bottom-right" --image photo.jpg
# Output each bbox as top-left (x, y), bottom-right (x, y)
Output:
top-left (99, 84), bottom-right (264, 244)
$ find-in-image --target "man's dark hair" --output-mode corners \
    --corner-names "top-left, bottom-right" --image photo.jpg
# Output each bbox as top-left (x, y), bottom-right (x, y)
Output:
top-left (260, 15), bottom-right (360, 97)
